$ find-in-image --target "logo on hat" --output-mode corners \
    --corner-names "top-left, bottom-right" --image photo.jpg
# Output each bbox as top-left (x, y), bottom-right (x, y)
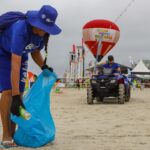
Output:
top-left (41, 14), bottom-right (54, 23)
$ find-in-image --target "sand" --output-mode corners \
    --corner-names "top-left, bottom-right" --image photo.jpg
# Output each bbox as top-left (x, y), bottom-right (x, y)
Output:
top-left (1, 88), bottom-right (150, 150)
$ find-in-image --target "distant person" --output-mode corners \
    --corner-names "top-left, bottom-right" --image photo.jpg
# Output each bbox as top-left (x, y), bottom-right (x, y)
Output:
top-left (140, 82), bottom-right (145, 90)
top-left (0, 5), bottom-right (61, 147)
top-left (79, 78), bottom-right (83, 88)
top-left (138, 80), bottom-right (144, 91)
top-left (132, 79), bottom-right (137, 90)
top-left (76, 79), bottom-right (80, 90)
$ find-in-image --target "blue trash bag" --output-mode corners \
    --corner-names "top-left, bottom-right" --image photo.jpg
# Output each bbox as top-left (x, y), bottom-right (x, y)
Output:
top-left (11, 69), bottom-right (57, 148)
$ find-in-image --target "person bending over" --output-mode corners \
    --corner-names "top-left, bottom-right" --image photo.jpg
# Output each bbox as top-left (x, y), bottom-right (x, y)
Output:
top-left (0, 5), bottom-right (61, 147)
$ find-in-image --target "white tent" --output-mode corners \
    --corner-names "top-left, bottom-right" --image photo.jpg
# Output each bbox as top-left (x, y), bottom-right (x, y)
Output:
top-left (131, 60), bottom-right (150, 78)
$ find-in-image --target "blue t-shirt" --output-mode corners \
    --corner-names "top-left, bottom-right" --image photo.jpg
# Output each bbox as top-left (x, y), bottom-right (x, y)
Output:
top-left (0, 20), bottom-right (44, 60)
top-left (102, 62), bottom-right (120, 73)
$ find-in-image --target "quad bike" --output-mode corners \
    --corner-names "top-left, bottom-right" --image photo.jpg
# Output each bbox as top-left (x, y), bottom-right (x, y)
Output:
top-left (87, 67), bottom-right (131, 104)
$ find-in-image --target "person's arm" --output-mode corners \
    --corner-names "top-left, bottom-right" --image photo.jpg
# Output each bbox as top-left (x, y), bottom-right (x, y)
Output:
top-left (11, 53), bottom-right (22, 96)
top-left (31, 49), bottom-right (44, 68)
top-left (98, 61), bottom-right (107, 66)
top-left (11, 53), bottom-right (26, 116)
top-left (31, 49), bottom-right (53, 72)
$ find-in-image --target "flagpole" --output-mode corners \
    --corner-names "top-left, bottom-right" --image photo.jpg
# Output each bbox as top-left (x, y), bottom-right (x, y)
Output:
top-left (82, 39), bottom-right (85, 79)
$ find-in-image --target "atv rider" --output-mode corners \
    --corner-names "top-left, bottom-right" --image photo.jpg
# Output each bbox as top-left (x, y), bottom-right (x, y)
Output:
top-left (101, 55), bottom-right (121, 75)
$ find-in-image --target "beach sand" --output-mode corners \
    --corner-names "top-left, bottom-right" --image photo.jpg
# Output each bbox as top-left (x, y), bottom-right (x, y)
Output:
top-left (1, 88), bottom-right (150, 150)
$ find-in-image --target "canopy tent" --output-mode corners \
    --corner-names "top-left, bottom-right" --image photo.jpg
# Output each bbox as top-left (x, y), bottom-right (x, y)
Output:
top-left (131, 60), bottom-right (150, 78)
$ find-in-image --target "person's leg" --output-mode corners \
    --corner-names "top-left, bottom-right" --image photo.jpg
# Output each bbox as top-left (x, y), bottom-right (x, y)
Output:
top-left (0, 89), bottom-right (16, 146)
top-left (10, 121), bottom-right (16, 137)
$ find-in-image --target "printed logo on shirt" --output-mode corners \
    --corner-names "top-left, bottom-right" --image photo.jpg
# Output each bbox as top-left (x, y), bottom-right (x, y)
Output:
top-left (21, 72), bottom-right (27, 83)
top-left (25, 43), bottom-right (38, 51)
top-left (20, 61), bottom-right (28, 83)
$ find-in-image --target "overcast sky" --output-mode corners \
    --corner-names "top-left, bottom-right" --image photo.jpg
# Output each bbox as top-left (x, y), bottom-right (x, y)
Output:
top-left (0, 0), bottom-right (150, 76)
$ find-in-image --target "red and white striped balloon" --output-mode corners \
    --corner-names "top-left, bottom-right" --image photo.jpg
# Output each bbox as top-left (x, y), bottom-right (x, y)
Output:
top-left (82, 19), bottom-right (120, 61)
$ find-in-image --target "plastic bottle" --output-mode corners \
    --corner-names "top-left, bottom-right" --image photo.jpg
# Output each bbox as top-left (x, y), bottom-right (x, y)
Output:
top-left (19, 106), bottom-right (31, 120)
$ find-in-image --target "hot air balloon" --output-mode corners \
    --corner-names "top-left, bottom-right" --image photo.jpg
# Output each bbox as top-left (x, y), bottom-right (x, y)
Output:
top-left (82, 19), bottom-right (120, 62)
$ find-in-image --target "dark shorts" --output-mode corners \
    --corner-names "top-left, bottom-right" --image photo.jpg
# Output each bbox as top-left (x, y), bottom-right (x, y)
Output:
top-left (0, 49), bottom-right (28, 92)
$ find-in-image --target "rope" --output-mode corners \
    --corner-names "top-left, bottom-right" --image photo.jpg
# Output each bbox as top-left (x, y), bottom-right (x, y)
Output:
top-left (114, 0), bottom-right (136, 23)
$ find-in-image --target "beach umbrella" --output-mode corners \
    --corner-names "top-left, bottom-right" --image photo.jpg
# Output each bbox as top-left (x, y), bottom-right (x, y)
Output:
top-left (82, 19), bottom-right (120, 62)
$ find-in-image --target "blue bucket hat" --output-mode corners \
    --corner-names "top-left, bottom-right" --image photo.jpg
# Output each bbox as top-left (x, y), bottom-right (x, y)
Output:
top-left (26, 5), bottom-right (61, 35)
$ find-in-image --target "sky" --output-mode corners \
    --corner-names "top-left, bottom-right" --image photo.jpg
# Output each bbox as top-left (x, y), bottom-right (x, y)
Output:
top-left (0, 0), bottom-right (150, 77)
